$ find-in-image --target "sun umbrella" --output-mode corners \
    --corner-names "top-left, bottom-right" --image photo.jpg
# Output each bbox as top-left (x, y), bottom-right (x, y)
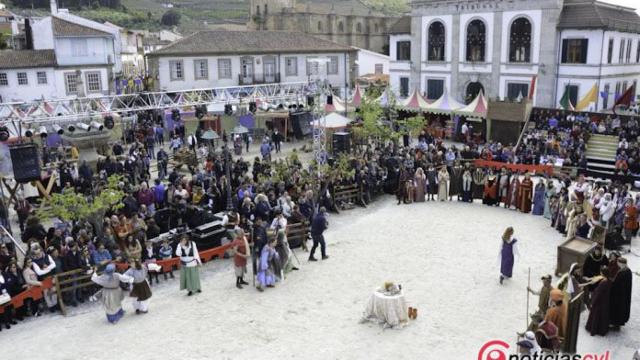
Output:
top-left (201, 129), bottom-right (220, 140)
top-left (232, 125), bottom-right (249, 134)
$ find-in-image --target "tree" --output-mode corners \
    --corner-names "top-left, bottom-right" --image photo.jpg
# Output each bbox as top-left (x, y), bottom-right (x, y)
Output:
top-left (161, 9), bottom-right (181, 27)
top-left (36, 174), bottom-right (125, 233)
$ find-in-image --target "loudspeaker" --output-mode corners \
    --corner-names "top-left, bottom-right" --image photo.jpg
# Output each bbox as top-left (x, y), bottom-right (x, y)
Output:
top-left (249, 101), bottom-right (257, 113)
top-left (306, 95), bottom-right (314, 107)
top-left (10, 144), bottom-right (40, 183)
top-left (332, 132), bottom-right (351, 155)
top-left (327, 95), bottom-right (333, 105)
top-left (290, 111), bottom-right (313, 139)
top-left (104, 115), bottom-right (115, 129)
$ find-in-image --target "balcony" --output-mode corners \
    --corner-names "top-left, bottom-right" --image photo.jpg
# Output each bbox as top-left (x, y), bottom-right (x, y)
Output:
top-left (238, 72), bottom-right (281, 85)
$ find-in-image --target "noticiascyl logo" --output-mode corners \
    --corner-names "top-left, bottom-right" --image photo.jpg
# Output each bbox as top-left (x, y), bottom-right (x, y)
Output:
top-left (478, 340), bottom-right (510, 360)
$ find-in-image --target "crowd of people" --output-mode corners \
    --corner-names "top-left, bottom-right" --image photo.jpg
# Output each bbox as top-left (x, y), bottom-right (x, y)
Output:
top-left (0, 107), bottom-right (636, 356)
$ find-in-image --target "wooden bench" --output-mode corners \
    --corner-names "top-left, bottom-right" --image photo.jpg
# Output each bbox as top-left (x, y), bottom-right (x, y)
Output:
top-left (54, 268), bottom-right (97, 316)
top-left (286, 222), bottom-right (309, 250)
top-left (332, 184), bottom-right (366, 210)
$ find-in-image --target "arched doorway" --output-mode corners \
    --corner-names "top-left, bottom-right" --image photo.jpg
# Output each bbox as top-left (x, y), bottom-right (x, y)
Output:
top-left (465, 82), bottom-right (484, 104)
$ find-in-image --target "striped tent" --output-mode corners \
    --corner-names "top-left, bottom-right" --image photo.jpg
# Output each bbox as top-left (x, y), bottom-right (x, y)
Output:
top-left (375, 87), bottom-right (394, 108)
top-left (454, 90), bottom-right (488, 118)
top-left (400, 89), bottom-right (430, 111)
top-left (424, 88), bottom-right (464, 114)
top-left (324, 95), bottom-right (346, 113)
top-left (350, 83), bottom-right (365, 107)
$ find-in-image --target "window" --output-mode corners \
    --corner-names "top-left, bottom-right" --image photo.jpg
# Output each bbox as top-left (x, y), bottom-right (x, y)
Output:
top-left (85, 72), bottom-right (102, 93)
top-left (623, 81), bottom-right (628, 92)
top-left (507, 83), bottom-right (529, 101)
top-left (615, 82), bottom-right (621, 96)
top-left (607, 38), bottom-right (614, 64)
top-left (465, 82), bottom-right (484, 103)
top-left (603, 84), bottom-right (610, 109)
top-left (71, 38), bottom-right (88, 57)
top-left (619, 39), bottom-right (625, 63)
top-left (0, 73), bottom-right (7, 86)
top-left (561, 39), bottom-right (588, 64)
top-left (17, 72), bottom-right (27, 85)
top-left (426, 79), bottom-right (444, 100)
top-left (256, 5), bottom-right (260, 15)
top-left (218, 59), bottom-right (232, 79)
top-left (37, 71), bottom-right (47, 85)
top-left (626, 38), bottom-right (632, 63)
top-left (509, 17), bottom-right (531, 63)
top-left (338, 22), bottom-right (344, 33)
top-left (396, 41), bottom-right (411, 61)
top-left (399, 77), bottom-right (409, 97)
top-left (306, 58), bottom-right (319, 76)
top-left (374, 64), bottom-right (383, 74)
top-left (427, 21), bottom-right (445, 61)
top-left (374, 24), bottom-right (379, 33)
top-left (466, 19), bottom-right (486, 62)
top-left (317, 21), bottom-right (323, 32)
top-left (327, 56), bottom-right (339, 75)
top-left (169, 60), bottom-right (183, 81)
top-left (356, 23), bottom-right (362, 33)
top-left (193, 59), bottom-right (208, 80)
top-left (637, 40), bottom-right (640, 63)
top-left (285, 57), bottom-right (298, 76)
top-left (65, 72), bottom-right (78, 95)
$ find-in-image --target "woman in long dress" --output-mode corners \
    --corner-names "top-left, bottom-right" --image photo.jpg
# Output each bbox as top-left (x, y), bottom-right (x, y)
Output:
top-left (426, 165), bottom-right (438, 201)
top-left (176, 235), bottom-right (202, 296)
top-left (543, 180), bottom-right (556, 219)
top-left (437, 166), bottom-right (449, 201)
top-left (124, 259), bottom-right (152, 314)
top-left (257, 238), bottom-right (279, 292)
top-left (462, 167), bottom-right (473, 202)
top-left (499, 227), bottom-right (518, 284)
top-left (91, 263), bottom-right (133, 324)
top-left (532, 180), bottom-right (546, 215)
top-left (414, 168), bottom-right (426, 202)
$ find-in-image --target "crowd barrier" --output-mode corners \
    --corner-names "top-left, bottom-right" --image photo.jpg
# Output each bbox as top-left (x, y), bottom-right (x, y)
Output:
top-left (0, 243), bottom-right (233, 316)
top-left (474, 159), bottom-right (555, 176)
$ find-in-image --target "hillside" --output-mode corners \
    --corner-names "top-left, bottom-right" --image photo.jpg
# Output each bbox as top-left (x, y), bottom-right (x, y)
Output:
top-left (8, 0), bottom-right (408, 34)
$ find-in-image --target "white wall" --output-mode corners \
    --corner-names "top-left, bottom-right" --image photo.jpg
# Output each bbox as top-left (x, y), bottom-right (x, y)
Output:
top-left (55, 37), bottom-right (114, 66)
top-left (355, 48), bottom-right (389, 76)
top-left (155, 53), bottom-right (349, 92)
top-left (0, 67), bottom-right (58, 102)
top-left (53, 67), bottom-right (109, 97)
top-left (31, 17), bottom-right (54, 50)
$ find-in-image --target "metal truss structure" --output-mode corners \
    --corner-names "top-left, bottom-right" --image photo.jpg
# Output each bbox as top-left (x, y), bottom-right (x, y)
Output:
top-left (0, 81), bottom-right (312, 126)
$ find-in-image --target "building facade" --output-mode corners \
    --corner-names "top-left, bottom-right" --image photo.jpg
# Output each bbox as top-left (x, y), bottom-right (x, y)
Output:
top-left (390, 0), bottom-right (640, 110)
top-left (247, 0), bottom-right (396, 54)
top-left (147, 31), bottom-right (355, 93)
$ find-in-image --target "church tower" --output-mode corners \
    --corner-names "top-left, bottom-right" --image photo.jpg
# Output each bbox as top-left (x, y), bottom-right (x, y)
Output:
top-left (248, 0), bottom-right (296, 30)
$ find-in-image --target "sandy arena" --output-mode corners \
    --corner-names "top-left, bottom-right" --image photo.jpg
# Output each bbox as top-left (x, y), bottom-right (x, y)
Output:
top-left (1, 197), bottom-right (638, 359)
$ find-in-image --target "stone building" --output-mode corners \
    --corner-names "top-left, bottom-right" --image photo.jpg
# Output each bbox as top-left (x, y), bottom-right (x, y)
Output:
top-left (389, 0), bottom-right (640, 109)
top-left (247, 0), bottom-right (396, 54)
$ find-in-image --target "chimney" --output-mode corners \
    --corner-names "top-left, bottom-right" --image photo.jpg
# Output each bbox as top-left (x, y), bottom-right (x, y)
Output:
top-left (50, 0), bottom-right (58, 14)
top-left (25, 19), bottom-right (33, 50)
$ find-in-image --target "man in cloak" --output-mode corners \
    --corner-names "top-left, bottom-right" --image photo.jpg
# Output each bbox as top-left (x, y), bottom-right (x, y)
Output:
top-left (583, 245), bottom-right (608, 278)
top-left (544, 289), bottom-right (567, 340)
top-left (498, 168), bottom-right (510, 207)
top-left (610, 257), bottom-right (632, 331)
top-left (585, 267), bottom-right (612, 336)
top-left (507, 173), bottom-right (521, 209)
top-left (518, 173), bottom-right (534, 213)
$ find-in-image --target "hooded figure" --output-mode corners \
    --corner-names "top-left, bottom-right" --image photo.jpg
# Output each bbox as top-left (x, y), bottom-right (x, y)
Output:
top-left (91, 264), bottom-right (133, 324)
top-left (517, 331), bottom-right (542, 355)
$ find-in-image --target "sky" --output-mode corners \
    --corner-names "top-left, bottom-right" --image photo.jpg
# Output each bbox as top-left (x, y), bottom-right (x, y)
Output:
top-left (600, 0), bottom-right (640, 13)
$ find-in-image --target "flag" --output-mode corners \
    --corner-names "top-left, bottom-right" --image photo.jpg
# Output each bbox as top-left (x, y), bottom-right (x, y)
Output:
top-left (528, 75), bottom-right (537, 100)
top-left (613, 85), bottom-right (635, 114)
top-left (575, 84), bottom-right (597, 111)
top-left (559, 86), bottom-right (574, 110)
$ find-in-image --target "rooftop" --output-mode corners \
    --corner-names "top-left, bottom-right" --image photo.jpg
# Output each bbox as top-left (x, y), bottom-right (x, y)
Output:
top-left (558, 0), bottom-right (640, 33)
top-left (148, 30), bottom-right (354, 56)
top-left (0, 50), bottom-right (57, 69)
top-left (388, 16), bottom-right (410, 34)
top-left (52, 16), bottom-right (112, 37)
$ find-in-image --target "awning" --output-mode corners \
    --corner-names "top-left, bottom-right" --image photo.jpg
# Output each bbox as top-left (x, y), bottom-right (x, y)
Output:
top-left (324, 95), bottom-right (346, 113)
top-left (424, 88), bottom-right (464, 114)
top-left (311, 112), bottom-right (352, 129)
top-left (454, 90), bottom-right (488, 118)
top-left (350, 83), bottom-right (364, 108)
top-left (399, 89), bottom-right (431, 111)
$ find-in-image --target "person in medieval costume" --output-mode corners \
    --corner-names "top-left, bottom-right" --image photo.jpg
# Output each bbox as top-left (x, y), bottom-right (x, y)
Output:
top-left (549, 195), bottom-right (560, 228)
top-left (176, 235), bottom-right (202, 296)
top-left (535, 320), bottom-right (561, 352)
top-left (565, 202), bottom-right (584, 240)
top-left (527, 274), bottom-right (553, 318)
top-left (518, 173), bottom-right (534, 213)
top-left (544, 289), bottom-right (568, 340)
top-left (585, 267), bottom-right (612, 336)
top-left (543, 180), bottom-right (556, 219)
top-left (256, 238), bottom-right (279, 292)
top-left (583, 245), bottom-right (608, 279)
top-left (573, 174), bottom-right (588, 205)
top-left (507, 174), bottom-right (521, 209)
top-left (532, 179), bottom-right (546, 215)
top-left (555, 191), bottom-right (569, 234)
top-left (482, 172), bottom-right (498, 206)
top-left (437, 166), bottom-right (449, 201)
top-left (426, 164), bottom-right (438, 201)
top-left (124, 259), bottom-right (152, 314)
top-left (449, 161), bottom-right (464, 201)
top-left (498, 168), bottom-right (510, 207)
top-left (404, 179), bottom-right (415, 204)
top-left (396, 165), bottom-right (410, 205)
top-left (461, 166), bottom-right (473, 203)
top-left (499, 227), bottom-right (518, 284)
top-left (556, 263), bottom-right (587, 304)
top-left (516, 331), bottom-right (542, 356)
top-left (91, 264), bottom-right (133, 324)
top-left (609, 257), bottom-right (632, 331)
top-left (275, 229), bottom-right (297, 275)
top-left (414, 167), bottom-right (426, 203)
top-left (472, 167), bottom-right (485, 200)
top-left (590, 188), bottom-right (605, 223)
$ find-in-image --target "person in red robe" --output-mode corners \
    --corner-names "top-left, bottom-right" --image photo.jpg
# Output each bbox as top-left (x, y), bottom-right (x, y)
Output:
top-left (507, 174), bottom-right (521, 210)
top-left (585, 267), bottom-right (612, 336)
top-left (483, 173), bottom-right (499, 206)
top-left (518, 173), bottom-right (534, 213)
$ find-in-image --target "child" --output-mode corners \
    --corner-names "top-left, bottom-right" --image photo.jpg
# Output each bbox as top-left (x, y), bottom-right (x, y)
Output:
top-left (158, 238), bottom-right (174, 280)
top-left (142, 239), bottom-right (160, 285)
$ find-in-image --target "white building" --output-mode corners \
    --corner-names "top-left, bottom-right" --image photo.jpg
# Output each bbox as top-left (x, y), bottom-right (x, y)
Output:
top-left (393, 0), bottom-right (640, 110)
top-left (0, 50), bottom-right (57, 103)
top-left (104, 22), bottom-right (145, 77)
top-left (353, 46), bottom-right (389, 78)
top-left (146, 30), bottom-right (355, 92)
top-left (142, 29), bottom-right (182, 55)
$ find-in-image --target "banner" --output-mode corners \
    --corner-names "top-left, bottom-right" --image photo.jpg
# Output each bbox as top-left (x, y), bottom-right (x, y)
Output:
top-left (474, 159), bottom-right (555, 176)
